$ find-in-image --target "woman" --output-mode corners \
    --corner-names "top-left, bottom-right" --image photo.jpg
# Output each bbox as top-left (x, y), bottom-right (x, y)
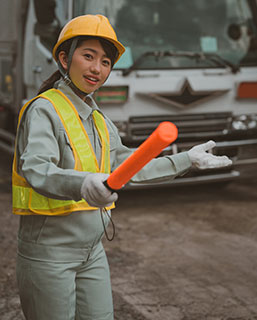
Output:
top-left (12, 14), bottom-right (231, 320)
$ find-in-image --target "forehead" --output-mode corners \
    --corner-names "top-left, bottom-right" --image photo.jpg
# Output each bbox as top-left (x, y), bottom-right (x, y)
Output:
top-left (77, 39), bottom-right (106, 54)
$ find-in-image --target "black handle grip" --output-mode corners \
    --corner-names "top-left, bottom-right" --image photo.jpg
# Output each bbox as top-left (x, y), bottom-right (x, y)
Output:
top-left (103, 179), bottom-right (118, 193)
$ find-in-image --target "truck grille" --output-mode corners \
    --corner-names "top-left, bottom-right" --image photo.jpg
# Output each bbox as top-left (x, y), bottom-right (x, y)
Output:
top-left (128, 112), bottom-right (232, 142)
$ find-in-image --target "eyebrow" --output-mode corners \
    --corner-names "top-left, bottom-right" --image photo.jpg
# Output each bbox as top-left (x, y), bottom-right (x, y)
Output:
top-left (82, 48), bottom-right (110, 59)
top-left (82, 48), bottom-right (97, 53)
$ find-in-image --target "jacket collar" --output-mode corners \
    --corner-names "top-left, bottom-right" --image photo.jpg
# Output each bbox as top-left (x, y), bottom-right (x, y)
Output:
top-left (55, 79), bottom-right (101, 121)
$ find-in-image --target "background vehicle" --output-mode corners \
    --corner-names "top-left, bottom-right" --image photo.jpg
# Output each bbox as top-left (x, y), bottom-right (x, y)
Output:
top-left (1, 0), bottom-right (257, 188)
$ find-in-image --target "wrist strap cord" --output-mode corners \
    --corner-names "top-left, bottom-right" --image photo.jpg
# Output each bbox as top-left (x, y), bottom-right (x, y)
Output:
top-left (101, 208), bottom-right (116, 241)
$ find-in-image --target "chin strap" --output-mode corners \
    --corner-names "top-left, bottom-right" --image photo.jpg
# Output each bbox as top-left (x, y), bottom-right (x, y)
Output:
top-left (57, 37), bottom-right (90, 98)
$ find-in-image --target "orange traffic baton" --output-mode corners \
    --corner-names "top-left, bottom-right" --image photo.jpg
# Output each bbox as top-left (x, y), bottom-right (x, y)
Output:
top-left (104, 121), bottom-right (178, 191)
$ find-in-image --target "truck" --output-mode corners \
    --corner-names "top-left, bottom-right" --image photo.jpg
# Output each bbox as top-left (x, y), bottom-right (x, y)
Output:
top-left (1, 0), bottom-right (257, 188)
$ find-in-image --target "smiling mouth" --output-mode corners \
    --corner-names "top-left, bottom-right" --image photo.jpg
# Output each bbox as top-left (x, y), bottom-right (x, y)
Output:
top-left (84, 76), bottom-right (99, 84)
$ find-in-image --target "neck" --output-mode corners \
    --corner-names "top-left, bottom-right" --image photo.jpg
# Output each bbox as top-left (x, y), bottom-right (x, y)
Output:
top-left (68, 79), bottom-right (91, 101)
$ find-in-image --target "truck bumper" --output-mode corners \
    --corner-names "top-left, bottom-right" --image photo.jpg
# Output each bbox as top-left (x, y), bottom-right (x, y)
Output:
top-left (125, 138), bottom-right (257, 189)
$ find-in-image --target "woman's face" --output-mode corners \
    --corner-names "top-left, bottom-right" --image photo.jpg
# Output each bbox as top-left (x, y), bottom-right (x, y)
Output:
top-left (60, 39), bottom-right (112, 95)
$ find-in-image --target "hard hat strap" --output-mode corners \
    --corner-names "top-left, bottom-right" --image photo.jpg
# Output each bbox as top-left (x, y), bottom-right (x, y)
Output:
top-left (57, 60), bottom-right (71, 85)
top-left (57, 37), bottom-right (78, 84)
top-left (67, 37), bottom-right (78, 71)
top-left (57, 37), bottom-right (90, 96)
top-left (58, 62), bottom-right (89, 97)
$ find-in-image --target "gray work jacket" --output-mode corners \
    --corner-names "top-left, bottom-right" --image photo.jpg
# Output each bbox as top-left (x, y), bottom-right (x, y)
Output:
top-left (16, 79), bottom-right (192, 262)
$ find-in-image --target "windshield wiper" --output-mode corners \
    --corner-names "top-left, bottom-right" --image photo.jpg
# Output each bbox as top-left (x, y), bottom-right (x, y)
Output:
top-left (202, 52), bottom-right (240, 74)
top-left (122, 50), bottom-right (240, 76)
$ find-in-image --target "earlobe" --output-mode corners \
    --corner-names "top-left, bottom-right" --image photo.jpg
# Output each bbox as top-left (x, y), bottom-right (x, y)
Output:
top-left (58, 51), bottom-right (68, 70)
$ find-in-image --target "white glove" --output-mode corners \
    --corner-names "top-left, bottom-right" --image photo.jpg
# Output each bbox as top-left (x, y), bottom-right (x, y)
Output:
top-left (188, 140), bottom-right (232, 169)
top-left (81, 173), bottom-right (118, 208)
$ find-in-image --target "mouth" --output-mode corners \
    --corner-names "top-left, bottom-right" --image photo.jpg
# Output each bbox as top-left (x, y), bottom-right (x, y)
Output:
top-left (83, 75), bottom-right (99, 85)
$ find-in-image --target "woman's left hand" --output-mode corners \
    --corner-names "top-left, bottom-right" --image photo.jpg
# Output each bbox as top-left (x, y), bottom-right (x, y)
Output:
top-left (188, 140), bottom-right (232, 169)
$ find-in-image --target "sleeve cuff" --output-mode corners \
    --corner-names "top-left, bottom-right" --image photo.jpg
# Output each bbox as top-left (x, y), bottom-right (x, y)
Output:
top-left (167, 152), bottom-right (192, 175)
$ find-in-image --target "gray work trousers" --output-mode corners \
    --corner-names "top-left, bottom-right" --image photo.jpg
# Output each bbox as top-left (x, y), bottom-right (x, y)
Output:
top-left (16, 241), bottom-right (113, 320)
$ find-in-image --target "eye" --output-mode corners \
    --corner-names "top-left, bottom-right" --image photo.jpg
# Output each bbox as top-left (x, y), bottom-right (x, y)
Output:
top-left (84, 53), bottom-right (93, 60)
top-left (102, 59), bottom-right (111, 67)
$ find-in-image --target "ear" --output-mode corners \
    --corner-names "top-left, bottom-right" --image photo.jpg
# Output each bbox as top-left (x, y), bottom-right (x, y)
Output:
top-left (58, 51), bottom-right (68, 71)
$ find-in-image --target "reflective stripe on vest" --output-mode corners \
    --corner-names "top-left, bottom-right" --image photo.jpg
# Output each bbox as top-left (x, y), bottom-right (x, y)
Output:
top-left (12, 89), bottom-right (115, 215)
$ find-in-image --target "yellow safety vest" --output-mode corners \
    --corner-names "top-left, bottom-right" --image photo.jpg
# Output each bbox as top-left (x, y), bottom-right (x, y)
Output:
top-left (12, 88), bottom-right (115, 215)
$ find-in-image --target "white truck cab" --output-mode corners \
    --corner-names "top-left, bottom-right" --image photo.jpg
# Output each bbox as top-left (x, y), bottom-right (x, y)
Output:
top-left (2, 0), bottom-right (257, 187)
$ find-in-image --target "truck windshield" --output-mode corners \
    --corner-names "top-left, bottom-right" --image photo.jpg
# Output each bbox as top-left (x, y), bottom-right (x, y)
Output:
top-left (74, 0), bottom-right (257, 70)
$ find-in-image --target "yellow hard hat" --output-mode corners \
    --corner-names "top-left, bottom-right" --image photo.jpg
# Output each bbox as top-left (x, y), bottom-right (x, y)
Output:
top-left (52, 14), bottom-right (125, 63)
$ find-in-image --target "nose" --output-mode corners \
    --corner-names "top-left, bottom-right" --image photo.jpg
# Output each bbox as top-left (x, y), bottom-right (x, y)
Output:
top-left (90, 59), bottom-right (101, 74)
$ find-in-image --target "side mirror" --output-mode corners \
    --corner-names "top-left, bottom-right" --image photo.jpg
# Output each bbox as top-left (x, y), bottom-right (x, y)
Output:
top-left (33, 0), bottom-right (60, 50)
top-left (33, 0), bottom-right (56, 24)
top-left (227, 24), bottom-right (242, 41)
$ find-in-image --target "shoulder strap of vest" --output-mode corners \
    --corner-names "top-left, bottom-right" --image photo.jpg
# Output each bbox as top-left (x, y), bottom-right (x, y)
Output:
top-left (41, 89), bottom-right (111, 173)
top-left (41, 89), bottom-right (99, 172)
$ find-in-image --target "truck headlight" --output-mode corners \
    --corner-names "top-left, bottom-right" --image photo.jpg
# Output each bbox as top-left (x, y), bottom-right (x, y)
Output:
top-left (232, 114), bottom-right (257, 131)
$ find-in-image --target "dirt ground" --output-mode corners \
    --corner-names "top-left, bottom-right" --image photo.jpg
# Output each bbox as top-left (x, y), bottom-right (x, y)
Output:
top-left (1, 153), bottom-right (257, 320)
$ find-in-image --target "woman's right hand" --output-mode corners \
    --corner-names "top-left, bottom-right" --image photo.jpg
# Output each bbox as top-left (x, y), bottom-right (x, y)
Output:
top-left (81, 173), bottom-right (118, 208)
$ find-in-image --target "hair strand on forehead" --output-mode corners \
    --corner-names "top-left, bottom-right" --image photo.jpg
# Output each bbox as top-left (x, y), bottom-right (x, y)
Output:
top-left (58, 36), bottom-right (118, 67)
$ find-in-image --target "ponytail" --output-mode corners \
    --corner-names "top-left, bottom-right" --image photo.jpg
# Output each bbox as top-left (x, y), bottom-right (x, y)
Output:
top-left (37, 70), bottom-right (62, 94)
